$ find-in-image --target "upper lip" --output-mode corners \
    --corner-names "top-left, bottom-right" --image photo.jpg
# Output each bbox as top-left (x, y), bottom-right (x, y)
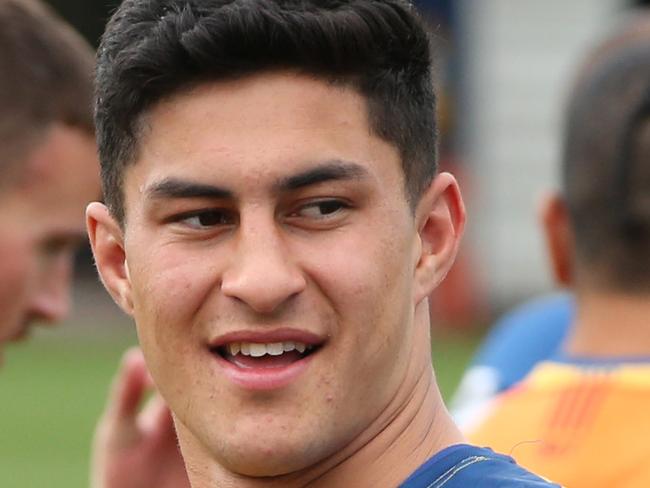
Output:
top-left (209, 328), bottom-right (327, 348)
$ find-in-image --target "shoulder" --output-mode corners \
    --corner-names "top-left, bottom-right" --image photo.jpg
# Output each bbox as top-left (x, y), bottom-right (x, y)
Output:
top-left (472, 293), bottom-right (573, 381)
top-left (451, 294), bottom-right (573, 428)
top-left (400, 445), bottom-right (561, 488)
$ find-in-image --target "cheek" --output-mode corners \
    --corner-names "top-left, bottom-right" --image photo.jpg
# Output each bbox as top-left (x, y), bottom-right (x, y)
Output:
top-left (298, 231), bottom-right (416, 431)
top-left (307, 221), bottom-right (414, 311)
top-left (128, 245), bottom-right (219, 347)
top-left (303, 221), bottom-right (415, 356)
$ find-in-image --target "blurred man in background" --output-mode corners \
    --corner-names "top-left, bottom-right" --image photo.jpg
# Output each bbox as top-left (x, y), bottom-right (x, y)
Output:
top-left (0, 2), bottom-right (189, 486)
top-left (466, 12), bottom-right (650, 488)
top-left (0, 0), bottom-right (98, 361)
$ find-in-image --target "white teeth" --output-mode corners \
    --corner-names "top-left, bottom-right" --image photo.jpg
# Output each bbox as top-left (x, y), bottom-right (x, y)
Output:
top-left (225, 341), bottom-right (311, 357)
top-left (249, 343), bottom-right (267, 357)
top-left (267, 343), bottom-right (284, 356)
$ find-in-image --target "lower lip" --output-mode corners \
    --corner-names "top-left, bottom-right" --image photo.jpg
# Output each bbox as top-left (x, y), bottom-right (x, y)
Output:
top-left (212, 351), bottom-right (316, 391)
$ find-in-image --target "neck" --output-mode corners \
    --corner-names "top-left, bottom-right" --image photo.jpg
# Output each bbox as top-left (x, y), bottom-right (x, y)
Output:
top-left (564, 290), bottom-right (650, 358)
top-left (181, 307), bottom-right (463, 487)
top-left (307, 370), bottom-right (463, 488)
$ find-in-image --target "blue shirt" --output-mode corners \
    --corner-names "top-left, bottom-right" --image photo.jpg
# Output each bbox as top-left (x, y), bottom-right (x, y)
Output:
top-left (400, 444), bottom-right (561, 487)
top-left (472, 293), bottom-right (573, 391)
top-left (451, 294), bottom-right (573, 428)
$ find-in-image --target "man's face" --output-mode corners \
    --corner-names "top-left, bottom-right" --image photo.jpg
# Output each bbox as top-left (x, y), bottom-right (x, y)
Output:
top-left (104, 73), bottom-right (438, 475)
top-left (0, 124), bottom-right (99, 358)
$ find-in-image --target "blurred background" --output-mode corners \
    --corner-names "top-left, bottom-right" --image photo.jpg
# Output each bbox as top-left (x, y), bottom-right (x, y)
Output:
top-left (1, 0), bottom-right (648, 486)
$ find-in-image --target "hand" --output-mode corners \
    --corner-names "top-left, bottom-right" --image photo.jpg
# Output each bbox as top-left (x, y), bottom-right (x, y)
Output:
top-left (91, 348), bottom-right (191, 488)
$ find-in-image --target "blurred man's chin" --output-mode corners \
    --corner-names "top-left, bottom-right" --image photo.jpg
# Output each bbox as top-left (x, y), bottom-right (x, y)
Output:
top-left (9, 326), bottom-right (28, 341)
top-left (2, 324), bottom-right (31, 346)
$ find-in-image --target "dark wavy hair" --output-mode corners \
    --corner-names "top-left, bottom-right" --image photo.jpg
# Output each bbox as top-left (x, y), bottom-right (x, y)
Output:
top-left (95, 0), bottom-right (438, 224)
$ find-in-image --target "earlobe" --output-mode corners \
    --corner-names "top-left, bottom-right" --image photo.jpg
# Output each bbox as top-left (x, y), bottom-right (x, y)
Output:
top-left (86, 202), bottom-right (134, 315)
top-left (413, 172), bottom-right (466, 304)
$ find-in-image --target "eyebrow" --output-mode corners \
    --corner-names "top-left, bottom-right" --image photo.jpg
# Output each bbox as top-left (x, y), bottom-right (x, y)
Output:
top-left (43, 230), bottom-right (89, 250)
top-left (145, 179), bottom-right (233, 200)
top-left (274, 160), bottom-right (370, 192)
top-left (144, 160), bottom-right (369, 201)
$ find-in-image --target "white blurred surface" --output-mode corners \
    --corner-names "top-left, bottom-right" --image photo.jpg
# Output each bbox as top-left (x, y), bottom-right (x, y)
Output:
top-left (458, 0), bottom-right (625, 305)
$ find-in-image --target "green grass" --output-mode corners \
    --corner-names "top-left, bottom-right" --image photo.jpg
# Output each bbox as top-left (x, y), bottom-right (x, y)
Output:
top-left (0, 332), bottom-right (137, 488)
top-left (432, 332), bottom-right (482, 400)
top-left (0, 329), bottom-right (479, 488)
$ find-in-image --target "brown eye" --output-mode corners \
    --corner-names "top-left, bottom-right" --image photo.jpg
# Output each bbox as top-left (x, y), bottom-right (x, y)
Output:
top-left (297, 200), bottom-right (348, 219)
top-left (181, 210), bottom-right (235, 229)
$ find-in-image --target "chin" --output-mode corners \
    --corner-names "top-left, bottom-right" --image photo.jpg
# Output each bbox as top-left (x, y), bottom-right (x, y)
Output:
top-left (217, 434), bottom-right (327, 478)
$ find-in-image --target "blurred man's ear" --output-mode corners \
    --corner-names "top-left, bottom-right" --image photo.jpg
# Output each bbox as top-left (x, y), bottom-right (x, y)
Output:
top-left (86, 202), bottom-right (134, 315)
top-left (413, 172), bottom-right (466, 304)
top-left (539, 191), bottom-right (574, 287)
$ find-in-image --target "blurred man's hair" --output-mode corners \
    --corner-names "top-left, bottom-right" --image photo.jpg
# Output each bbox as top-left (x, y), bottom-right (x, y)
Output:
top-left (95, 0), bottom-right (438, 224)
top-left (0, 0), bottom-right (94, 187)
top-left (563, 12), bottom-right (650, 291)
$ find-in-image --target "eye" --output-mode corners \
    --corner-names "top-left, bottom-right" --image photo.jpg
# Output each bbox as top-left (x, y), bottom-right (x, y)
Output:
top-left (177, 209), bottom-right (235, 229)
top-left (294, 199), bottom-right (350, 219)
top-left (41, 237), bottom-right (72, 256)
top-left (39, 235), bottom-right (83, 260)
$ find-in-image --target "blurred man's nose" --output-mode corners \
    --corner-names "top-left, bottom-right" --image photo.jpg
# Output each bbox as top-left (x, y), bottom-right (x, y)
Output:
top-left (30, 256), bottom-right (73, 324)
top-left (221, 217), bottom-right (306, 314)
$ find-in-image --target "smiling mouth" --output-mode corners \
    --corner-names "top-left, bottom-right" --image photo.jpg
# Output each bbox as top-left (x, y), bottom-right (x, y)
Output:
top-left (211, 341), bottom-right (320, 369)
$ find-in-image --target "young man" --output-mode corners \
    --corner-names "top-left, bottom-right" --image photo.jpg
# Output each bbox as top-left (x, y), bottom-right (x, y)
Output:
top-left (87, 1), bottom-right (560, 486)
top-left (0, 0), bottom-right (98, 361)
top-left (467, 13), bottom-right (650, 488)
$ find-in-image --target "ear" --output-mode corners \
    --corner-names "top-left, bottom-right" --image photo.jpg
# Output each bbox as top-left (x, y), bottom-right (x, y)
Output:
top-left (413, 172), bottom-right (466, 304)
top-left (86, 202), bottom-right (134, 315)
top-left (538, 191), bottom-right (574, 287)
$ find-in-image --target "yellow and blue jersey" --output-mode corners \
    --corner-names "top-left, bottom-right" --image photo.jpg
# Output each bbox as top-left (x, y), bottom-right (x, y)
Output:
top-left (451, 294), bottom-right (573, 428)
top-left (468, 359), bottom-right (650, 488)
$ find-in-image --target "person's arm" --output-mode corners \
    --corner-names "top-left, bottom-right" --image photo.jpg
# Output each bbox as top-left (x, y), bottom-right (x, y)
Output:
top-left (91, 348), bottom-right (191, 488)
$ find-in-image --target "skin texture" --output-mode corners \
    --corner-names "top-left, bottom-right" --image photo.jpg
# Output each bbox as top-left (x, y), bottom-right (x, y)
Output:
top-left (88, 71), bottom-right (465, 487)
top-left (0, 123), bottom-right (99, 360)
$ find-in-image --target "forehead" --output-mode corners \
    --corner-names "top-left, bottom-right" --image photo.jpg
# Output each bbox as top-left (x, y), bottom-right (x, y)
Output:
top-left (0, 124), bottom-right (99, 232)
top-left (128, 72), bottom-right (403, 194)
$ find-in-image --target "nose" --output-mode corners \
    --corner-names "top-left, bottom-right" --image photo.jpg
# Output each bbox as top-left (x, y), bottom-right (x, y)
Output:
top-left (30, 255), bottom-right (73, 324)
top-left (221, 218), bottom-right (306, 314)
